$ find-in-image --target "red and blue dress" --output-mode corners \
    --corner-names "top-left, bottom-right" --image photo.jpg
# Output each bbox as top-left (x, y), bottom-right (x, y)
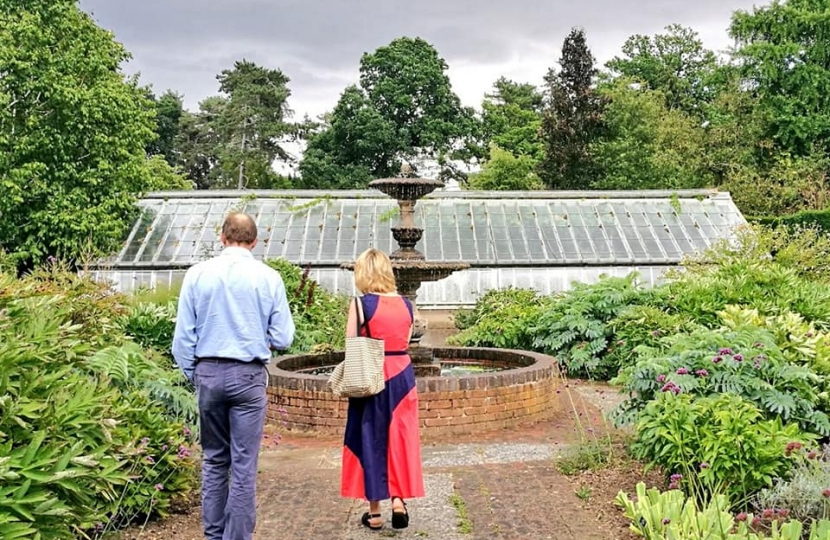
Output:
top-left (340, 293), bottom-right (425, 501)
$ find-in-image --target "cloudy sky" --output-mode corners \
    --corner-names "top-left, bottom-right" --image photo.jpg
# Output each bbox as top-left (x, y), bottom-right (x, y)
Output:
top-left (78, 0), bottom-right (761, 120)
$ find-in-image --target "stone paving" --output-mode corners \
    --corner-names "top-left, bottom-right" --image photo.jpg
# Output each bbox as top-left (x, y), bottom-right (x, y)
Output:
top-left (122, 384), bottom-right (637, 540)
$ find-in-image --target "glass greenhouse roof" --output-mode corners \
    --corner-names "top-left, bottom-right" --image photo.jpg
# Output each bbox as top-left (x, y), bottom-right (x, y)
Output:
top-left (100, 189), bottom-right (746, 269)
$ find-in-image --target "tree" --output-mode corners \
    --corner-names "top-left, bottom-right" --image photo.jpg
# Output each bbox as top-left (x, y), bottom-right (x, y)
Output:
top-left (538, 28), bottom-right (606, 190)
top-left (729, 0), bottom-right (830, 159)
top-left (146, 90), bottom-right (184, 165)
top-left (175, 97), bottom-right (225, 189)
top-left (144, 155), bottom-right (193, 191)
top-left (298, 37), bottom-right (476, 187)
top-left (215, 60), bottom-right (293, 189)
top-left (592, 79), bottom-right (712, 190)
top-left (299, 86), bottom-right (397, 188)
top-left (0, 0), bottom-right (156, 269)
top-left (480, 77), bottom-right (544, 161)
top-left (605, 25), bottom-right (719, 117)
top-left (468, 146), bottom-right (544, 190)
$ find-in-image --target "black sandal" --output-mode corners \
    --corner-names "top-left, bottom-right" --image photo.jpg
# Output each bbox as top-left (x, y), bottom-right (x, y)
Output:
top-left (391, 497), bottom-right (409, 529)
top-left (361, 512), bottom-right (383, 530)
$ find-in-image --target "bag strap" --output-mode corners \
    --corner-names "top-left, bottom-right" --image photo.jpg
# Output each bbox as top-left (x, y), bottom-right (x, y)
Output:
top-left (354, 296), bottom-right (372, 338)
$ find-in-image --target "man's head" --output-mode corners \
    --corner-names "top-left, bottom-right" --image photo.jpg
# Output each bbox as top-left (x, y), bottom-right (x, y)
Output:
top-left (221, 212), bottom-right (258, 249)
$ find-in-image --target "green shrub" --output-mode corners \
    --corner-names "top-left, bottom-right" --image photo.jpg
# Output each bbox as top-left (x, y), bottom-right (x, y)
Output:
top-left (688, 224), bottom-right (830, 283)
top-left (0, 271), bottom-right (197, 539)
top-left (453, 287), bottom-right (543, 330)
top-left (531, 274), bottom-right (646, 380)
top-left (659, 261), bottom-right (830, 328)
top-left (449, 287), bottom-right (547, 350)
top-left (265, 259), bottom-right (348, 353)
top-left (612, 324), bottom-right (830, 435)
top-left (755, 447), bottom-right (830, 528)
top-left (616, 482), bottom-right (830, 540)
top-left (630, 393), bottom-right (810, 506)
top-left (606, 304), bottom-right (701, 372)
top-left (88, 342), bottom-right (197, 426)
top-left (120, 301), bottom-right (177, 355)
top-left (757, 209), bottom-right (830, 236)
top-left (0, 296), bottom-right (196, 539)
top-left (0, 267), bottom-right (128, 348)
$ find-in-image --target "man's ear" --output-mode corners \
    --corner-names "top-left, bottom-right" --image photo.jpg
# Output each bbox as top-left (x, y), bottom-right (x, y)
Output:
top-left (249, 238), bottom-right (258, 250)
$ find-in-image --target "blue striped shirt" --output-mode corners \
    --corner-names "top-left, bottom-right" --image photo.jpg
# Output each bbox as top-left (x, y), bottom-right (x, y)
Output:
top-left (172, 246), bottom-right (295, 382)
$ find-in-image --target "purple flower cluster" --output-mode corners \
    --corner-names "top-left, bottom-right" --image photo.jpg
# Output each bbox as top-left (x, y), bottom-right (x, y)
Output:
top-left (676, 367), bottom-right (689, 375)
top-left (668, 473), bottom-right (682, 490)
top-left (695, 369), bottom-right (708, 377)
top-left (177, 445), bottom-right (191, 459)
top-left (661, 381), bottom-right (681, 394)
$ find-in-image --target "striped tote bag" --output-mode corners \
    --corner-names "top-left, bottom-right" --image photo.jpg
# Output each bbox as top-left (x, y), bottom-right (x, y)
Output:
top-left (327, 297), bottom-right (385, 398)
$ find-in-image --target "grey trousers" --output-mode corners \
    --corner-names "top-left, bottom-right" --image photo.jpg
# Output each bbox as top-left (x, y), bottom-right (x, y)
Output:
top-left (195, 359), bottom-right (268, 540)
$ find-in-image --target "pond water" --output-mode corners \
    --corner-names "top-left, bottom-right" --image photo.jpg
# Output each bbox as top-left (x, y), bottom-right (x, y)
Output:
top-left (292, 361), bottom-right (508, 377)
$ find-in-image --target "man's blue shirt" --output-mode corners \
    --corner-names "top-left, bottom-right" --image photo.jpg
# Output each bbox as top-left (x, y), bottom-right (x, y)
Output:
top-left (172, 246), bottom-right (295, 382)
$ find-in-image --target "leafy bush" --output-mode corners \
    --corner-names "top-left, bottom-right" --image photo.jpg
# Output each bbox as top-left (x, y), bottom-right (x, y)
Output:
top-left (0, 294), bottom-right (196, 539)
top-left (605, 304), bottom-right (700, 372)
top-left (88, 343), bottom-right (197, 426)
top-left (617, 482), bottom-right (830, 540)
top-left (630, 393), bottom-right (810, 506)
top-left (0, 266), bottom-right (128, 348)
top-left (756, 446), bottom-right (830, 528)
top-left (658, 261), bottom-right (830, 328)
top-left (120, 301), bottom-right (177, 355)
top-left (449, 287), bottom-right (547, 350)
top-left (687, 225), bottom-right (830, 284)
top-left (612, 324), bottom-right (830, 435)
top-left (531, 274), bottom-right (646, 379)
top-left (266, 259), bottom-right (348, 353)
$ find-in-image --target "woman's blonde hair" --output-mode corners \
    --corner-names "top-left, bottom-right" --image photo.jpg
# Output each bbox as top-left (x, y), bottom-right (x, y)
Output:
top-left (354, 248), bottom-right (397, 294)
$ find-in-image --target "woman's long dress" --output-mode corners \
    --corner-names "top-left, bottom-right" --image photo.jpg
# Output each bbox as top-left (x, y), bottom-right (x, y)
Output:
top-left (340, 293), bottom-right (425, 501)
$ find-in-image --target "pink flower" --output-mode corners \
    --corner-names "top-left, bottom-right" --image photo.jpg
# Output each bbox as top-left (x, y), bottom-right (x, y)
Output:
top-left (657, 374), bottom-right (666, 383)
top-left (736, 512), bottom-right (748, 522)
top-left (154, 483), bottom-right (163, 491)
top-left (676, 367), bottom-right (689, 375)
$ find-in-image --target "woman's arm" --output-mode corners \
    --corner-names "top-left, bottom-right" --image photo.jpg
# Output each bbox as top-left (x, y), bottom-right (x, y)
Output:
top-left (345, 298), bottom-right (359, 339)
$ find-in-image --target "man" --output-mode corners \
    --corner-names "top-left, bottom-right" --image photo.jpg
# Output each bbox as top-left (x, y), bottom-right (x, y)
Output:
top-left (172, 212), bottom-right (295, 540)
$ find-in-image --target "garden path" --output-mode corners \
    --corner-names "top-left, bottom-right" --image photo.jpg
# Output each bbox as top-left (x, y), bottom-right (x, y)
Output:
top-left (119, 382), bottom-right (649, 540)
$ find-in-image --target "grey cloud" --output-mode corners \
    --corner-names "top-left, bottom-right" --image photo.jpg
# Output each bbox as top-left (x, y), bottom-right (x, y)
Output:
top-left (79, 0), bottom-right (759, 114)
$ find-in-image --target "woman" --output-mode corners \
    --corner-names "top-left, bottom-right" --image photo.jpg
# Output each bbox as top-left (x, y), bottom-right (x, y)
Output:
top-left (340, 248), bottom-right (425, 530)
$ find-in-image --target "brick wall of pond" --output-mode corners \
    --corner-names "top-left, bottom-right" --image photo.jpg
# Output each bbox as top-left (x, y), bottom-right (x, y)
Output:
top-left (266, 348), bottom-right (562, 438)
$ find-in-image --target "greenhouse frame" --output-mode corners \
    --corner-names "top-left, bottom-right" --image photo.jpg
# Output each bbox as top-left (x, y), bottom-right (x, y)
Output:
top-left (88, 189), bottom-right (748, 307)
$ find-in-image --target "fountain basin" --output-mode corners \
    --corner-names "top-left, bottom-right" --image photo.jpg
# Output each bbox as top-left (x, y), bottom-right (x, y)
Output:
top-left (266, 347), bottom-right (562, 437)
top-left (369, 177), bottom-right (444, 201)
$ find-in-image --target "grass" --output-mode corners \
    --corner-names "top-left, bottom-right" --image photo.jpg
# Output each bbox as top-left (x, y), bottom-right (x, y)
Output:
top-left (556, 437), bottom-right (613, 476)
top-left (449, 491), bottom-right (473, 534)
top-left (575, 486), bottom-right (592, 501)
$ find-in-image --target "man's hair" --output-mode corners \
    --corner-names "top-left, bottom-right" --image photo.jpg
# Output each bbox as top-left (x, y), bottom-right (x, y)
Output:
top-left (354, 248), bottom-right (397, 294)
top-left (222, 212), bottom-right (258, 245)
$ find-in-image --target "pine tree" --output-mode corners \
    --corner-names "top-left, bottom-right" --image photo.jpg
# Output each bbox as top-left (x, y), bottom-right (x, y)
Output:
top-left (538, 28), bottom-right (606, 190)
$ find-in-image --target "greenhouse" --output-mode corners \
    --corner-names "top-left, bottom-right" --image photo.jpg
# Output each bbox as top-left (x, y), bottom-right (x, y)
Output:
top-left (89, 188), bottom-right (748, 307)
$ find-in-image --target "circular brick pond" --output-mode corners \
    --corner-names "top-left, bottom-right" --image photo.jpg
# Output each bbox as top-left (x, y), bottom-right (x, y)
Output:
top-left (267, 347), bottom-right (562, 437)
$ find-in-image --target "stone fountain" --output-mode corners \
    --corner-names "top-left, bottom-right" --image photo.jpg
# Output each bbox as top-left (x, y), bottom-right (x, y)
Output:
top-left (341, 177), bottom-right (470, 348)
top-left (268, 177), bottom-right (562, 435)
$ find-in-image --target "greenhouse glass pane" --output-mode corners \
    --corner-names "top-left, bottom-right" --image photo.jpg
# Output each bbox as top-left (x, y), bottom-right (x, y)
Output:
top-left (505, 203), bottom-right (529, 262)
top-left (440, 203), bottom-right (461, 261)
top-left (520, 204), bottom-right (546, 261)
top-left (487, 203), bottom-right (513, 262)
top-left (470, 203), bottom-right (494, 262)
top-left (422, 202), bottom-right (442, 260)
top-left (455, 202), bottom-right (478, 261)
top-left (536, 205), bottom-right (562, 260)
